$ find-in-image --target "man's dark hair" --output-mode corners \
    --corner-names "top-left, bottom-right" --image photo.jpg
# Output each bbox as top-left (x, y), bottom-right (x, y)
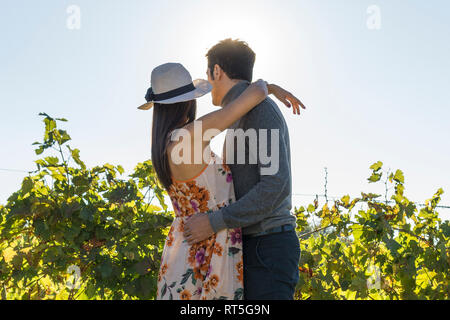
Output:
top-left (206, 38), bottom-right (256, 82)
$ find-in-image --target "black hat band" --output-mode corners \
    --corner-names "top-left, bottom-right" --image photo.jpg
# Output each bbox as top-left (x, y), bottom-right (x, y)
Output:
top-left (145, 83), bottom-right (196, 102)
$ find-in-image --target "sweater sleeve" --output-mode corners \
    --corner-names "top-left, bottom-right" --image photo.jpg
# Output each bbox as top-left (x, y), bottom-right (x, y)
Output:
top-left (208, 98), bottom-right (291, 232)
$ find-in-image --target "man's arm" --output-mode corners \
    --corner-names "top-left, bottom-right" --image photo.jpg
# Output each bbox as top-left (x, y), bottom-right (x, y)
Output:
top-left (208, 99), bottom-right (291, 232)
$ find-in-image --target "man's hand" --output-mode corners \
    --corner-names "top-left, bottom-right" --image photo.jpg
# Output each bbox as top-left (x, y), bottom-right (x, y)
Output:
top-left (183, 213), bottom-right (215, 245)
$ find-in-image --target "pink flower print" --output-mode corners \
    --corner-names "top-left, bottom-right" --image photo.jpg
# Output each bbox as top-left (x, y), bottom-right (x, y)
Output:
top-left (190, 200), bottom-right (199, 212)
top-left (230, 228), bottom-right (242, 245)
top-left (206, 264), bottom-right (212, 277)
top-left (195, 248), bottom-right (206, 266)
top-left (226, 173), bottom-right (233, 183)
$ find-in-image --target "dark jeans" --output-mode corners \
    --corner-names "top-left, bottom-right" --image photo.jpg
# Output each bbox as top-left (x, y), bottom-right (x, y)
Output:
top-left (242, 229), bottom-right (301, 300)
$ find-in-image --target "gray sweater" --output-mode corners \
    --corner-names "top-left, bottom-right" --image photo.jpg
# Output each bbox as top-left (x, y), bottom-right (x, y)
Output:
top-left (208, 81), bottom-right (297, 235)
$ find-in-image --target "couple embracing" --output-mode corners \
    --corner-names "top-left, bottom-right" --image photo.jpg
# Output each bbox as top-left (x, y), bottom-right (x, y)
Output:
top-left (138, 39), bottom-right (306, 300)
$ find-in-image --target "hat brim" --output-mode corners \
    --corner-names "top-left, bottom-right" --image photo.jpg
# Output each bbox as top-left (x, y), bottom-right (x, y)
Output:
top-left (137, 79), bottom-right (212, 110)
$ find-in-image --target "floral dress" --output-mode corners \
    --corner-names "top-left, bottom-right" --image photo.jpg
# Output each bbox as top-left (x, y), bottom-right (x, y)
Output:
top-left (157, 152), bottom-right (243, 300)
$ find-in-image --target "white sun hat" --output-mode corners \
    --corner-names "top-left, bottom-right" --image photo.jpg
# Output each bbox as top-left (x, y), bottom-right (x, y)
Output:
top-left (137, 62), bottom-right (212, 110)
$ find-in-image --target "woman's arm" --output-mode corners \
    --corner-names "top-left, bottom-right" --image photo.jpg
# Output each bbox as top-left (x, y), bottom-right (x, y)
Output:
top-left (168, 80), bottom-right (304, 182)
top-left (167, 80), bottom-right (267, 181)
top-left (183, 79), bottom-right (268, 141)
top-left (181, 80), bottom-right (306, 145)
top-left (169, 80), bottom-right (304, 169)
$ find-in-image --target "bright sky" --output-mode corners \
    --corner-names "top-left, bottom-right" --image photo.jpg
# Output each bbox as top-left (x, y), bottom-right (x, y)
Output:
top-left (1, 0), bottom-right (449, 219)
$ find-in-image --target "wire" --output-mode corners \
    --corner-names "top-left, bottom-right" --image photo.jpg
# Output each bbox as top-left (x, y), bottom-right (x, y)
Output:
top-left (292, 193), bottom-right (450, 209)
top-left (2, 167), bottom-right (450, 209)
top-left (0, 168), bottom-right (30, 173)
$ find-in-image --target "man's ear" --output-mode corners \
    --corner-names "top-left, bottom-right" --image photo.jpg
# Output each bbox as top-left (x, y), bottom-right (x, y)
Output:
top-left (213, 64), bottom-right (222, 80)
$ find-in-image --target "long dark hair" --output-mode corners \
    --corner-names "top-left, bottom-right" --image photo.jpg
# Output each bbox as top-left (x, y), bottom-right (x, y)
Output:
top-left (151, 100), bottom-right (197, 190)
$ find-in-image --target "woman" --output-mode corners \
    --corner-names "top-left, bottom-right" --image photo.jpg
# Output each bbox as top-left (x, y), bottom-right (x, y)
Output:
top-left (138, 63), bottom-right (301, 300)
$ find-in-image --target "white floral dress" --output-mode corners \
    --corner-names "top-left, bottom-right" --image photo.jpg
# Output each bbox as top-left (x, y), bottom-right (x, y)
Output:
top-left (157, 152), bottom-right (243, 300)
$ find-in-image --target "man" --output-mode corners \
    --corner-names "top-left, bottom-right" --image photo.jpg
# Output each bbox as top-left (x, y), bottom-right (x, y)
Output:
top-left (184, 39), bottom-right (303, 300)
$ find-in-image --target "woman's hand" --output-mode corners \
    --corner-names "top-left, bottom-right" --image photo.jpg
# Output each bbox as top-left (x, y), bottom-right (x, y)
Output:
top-left (267, 83), bottom-right (306, 115)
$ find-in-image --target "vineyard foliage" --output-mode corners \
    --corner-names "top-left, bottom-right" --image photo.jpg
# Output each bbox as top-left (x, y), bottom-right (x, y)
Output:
top-left (0, 114), bottom-right (449, 299)
top-left (0, 113), bottom-right (173, 299)
top-left (294, 162), bottom-right (449, 300)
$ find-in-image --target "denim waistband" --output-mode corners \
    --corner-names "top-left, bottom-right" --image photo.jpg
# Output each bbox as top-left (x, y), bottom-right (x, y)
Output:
top-left (243, 224), bottom-right (296, 238)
